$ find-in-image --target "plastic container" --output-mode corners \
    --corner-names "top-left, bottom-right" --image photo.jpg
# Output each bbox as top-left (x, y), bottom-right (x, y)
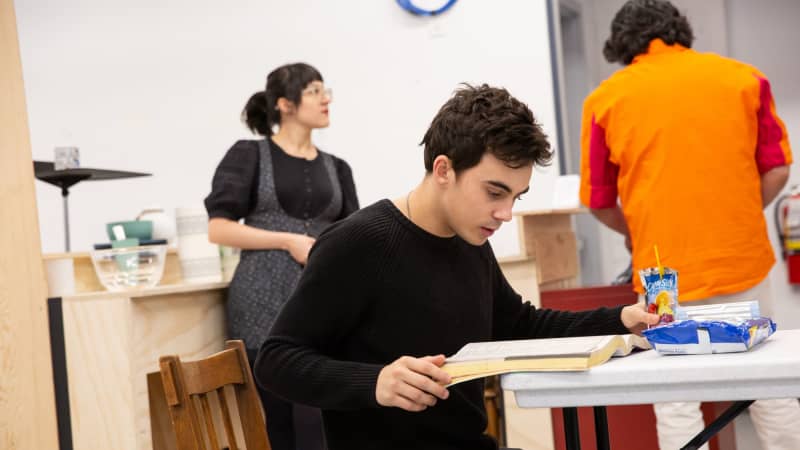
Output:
top-left (639, 266), bottom-right (679, 326)
top-left (90, 244), bottom-right (167, 291)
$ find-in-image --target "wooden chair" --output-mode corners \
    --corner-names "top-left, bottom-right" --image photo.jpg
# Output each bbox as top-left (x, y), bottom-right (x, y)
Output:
top-left (484, 375), bottom-right (505, 445)
top-left (158, 340), bottom-right (271, 450)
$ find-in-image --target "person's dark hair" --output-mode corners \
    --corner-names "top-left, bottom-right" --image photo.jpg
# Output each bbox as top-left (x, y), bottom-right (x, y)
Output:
top-left (242, 62), bottom-right (323, 136)
top-left (421, 84), bottom-right (552, 174)
top-left (603, 0), bottom-right (694, 65)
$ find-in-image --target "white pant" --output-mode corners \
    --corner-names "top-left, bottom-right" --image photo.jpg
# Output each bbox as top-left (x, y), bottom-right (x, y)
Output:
top-left (654, 399), bottom-right (800, 450)
top-left (647, 279), bottom-right (800, 450)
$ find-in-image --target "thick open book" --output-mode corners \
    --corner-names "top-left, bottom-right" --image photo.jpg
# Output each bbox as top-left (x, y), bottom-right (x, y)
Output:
top-left (442, 334), bottom-right (650, 386)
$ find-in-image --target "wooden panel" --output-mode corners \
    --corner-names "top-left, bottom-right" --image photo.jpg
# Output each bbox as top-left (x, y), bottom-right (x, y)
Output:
top-left (539, 278), bottom-right (580, 292)
top-left (517, 213), bottom-right (579, 286)
top-left (0, 0), bottom-right (59, 448)
top-left (533, 232), bottom-right (578, 284)
top-left (515, 208), bottom-right (587, 217)
top-left (498, 256), bottom-right (541, 308)
top-left (504, 390), bottom-right (555, 450)
top-left (62, 297), bottom-right (136, 450)
top-left (61, 286), bottom-right (226, 450)
top-left (522, 214), bottom-right (572, 249)
top-left (73, 255), bottom-right (101, 292)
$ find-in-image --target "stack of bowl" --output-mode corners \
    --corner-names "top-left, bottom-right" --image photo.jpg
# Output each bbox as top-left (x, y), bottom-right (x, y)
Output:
top-left (90, 220), bottom-right (167, 291)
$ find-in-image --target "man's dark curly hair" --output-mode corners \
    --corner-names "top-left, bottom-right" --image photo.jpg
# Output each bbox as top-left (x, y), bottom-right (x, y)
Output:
top-left (421, 84), bottom-right (552, 174)
top-left (603, 0), bottom-right (694, 65)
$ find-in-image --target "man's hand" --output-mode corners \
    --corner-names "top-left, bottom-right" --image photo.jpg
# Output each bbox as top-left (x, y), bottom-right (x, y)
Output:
top-left (375, 355), bottom-right (451, 412)
top-left (621, 303), bottom-right (660, 335)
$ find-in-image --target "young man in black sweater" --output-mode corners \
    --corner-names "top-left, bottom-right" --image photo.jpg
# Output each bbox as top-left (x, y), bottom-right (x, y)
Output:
top-left (254, 84), bottom-right (658, 450)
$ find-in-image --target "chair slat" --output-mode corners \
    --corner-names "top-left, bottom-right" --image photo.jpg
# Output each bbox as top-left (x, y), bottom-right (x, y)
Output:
top-left (199, 394), bottom-right (221, 450)
top-left (216, 387), bottom-right (239, 450)
top-left (189, 395), bottom-right (208, 450)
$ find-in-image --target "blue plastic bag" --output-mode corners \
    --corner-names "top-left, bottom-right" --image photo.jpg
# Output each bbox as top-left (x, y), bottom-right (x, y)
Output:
top-left (642, 317), bottom-right (776, 355)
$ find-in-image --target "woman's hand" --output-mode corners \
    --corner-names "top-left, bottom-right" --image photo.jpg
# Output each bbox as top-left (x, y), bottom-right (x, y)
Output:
top-left (375, 355), bottom-right (451, 412)
top-left (286, 234), bottom-right (316, 265)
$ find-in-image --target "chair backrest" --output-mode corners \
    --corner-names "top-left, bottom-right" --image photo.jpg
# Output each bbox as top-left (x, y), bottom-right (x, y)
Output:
top-left (159, 340), bottom-right (271, 450)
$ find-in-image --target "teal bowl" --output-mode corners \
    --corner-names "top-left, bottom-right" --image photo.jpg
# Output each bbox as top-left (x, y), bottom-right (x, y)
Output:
top-left (106, 220), bottom-right (153, 241)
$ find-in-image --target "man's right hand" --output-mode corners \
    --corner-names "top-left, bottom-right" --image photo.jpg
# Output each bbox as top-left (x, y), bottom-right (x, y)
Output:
top-left (375, 355), bottom-right (451, 412)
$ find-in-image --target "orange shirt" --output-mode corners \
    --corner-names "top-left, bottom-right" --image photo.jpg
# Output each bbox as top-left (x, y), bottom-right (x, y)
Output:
top-left (579, 39), bottom-right (792, 301)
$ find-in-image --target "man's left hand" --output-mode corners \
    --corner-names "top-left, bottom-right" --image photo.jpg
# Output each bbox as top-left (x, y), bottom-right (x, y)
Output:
top-left (621, 303), bottom-right (660, 335)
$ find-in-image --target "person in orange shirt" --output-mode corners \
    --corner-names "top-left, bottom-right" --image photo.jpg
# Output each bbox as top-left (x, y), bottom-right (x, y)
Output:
top-left (579, 1), bottom-right (800, 449)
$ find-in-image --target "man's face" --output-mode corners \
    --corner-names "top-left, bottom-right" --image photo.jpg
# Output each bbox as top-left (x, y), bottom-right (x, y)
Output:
top-left (440, 153), bottom-right (532, 246)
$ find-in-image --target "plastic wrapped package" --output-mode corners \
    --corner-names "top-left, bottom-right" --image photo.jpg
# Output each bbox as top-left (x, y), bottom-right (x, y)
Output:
top-left (642, 317), bottom-right (776, 355)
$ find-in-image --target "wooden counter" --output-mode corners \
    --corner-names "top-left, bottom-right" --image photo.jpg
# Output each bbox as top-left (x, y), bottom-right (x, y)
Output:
top-left (49, 281), bottom-right (229, 450)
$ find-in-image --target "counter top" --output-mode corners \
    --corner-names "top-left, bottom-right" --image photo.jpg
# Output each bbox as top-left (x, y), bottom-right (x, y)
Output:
top-left (61, 280), bottom-right (229, 301)
top-left (513, 207), bottom-right (587, 217)
top-left (43, 248), bottom-right (179, 260)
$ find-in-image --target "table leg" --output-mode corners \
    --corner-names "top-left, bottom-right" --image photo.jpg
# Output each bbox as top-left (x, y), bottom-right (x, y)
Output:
top-left (680, 400), bottom-right (754, 450)
top-left (593, 406), bottom-right (610, 450)
top-left (563, 407), bottom-right (581, 450)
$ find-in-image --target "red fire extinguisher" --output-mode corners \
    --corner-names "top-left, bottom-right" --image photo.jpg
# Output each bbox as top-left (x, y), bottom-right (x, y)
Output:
top-left (775, 185), bottom-right (800, 283)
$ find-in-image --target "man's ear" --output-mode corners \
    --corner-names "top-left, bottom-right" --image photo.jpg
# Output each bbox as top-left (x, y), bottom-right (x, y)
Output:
top-left (276, 97), bottom-right (295, 115)
top-left (432, 155), bottom-right (454, 185)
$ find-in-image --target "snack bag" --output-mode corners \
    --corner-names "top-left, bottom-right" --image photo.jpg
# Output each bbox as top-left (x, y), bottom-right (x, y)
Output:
top-left (642, 317), bottom-right (776, 354)
top-left (639, 267), bottom-right (678, 326)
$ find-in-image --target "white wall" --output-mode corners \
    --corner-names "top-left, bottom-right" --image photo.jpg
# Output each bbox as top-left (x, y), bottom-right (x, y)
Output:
top-left (16, 0), bottom-right (561, 257)
top-left (726, 0), bottom-right (800, 329)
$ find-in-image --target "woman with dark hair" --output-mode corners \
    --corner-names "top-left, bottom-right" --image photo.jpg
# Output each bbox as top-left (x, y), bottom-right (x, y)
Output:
top-left (204, 62), bottom-right (359, 450)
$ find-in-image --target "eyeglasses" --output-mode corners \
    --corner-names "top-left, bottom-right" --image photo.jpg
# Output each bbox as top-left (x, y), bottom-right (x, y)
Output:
top-left (302, 86), bottom-right (333, 100)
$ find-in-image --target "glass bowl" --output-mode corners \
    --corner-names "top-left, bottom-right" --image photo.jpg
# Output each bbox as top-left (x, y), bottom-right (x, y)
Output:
top-left (89, 244), bottom-right (167, 291)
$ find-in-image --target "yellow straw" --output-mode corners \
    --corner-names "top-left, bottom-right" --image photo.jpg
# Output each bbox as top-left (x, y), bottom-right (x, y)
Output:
top-left (654, 245), bottom-right (664, 279)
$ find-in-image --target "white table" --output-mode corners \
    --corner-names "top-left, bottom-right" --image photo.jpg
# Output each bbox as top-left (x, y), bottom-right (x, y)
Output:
top-left (501, 329), bottom-right (800, 450)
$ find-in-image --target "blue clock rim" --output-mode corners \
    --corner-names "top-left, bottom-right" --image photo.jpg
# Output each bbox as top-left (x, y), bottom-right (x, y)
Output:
top-left (396, 0), bottom-right (458, 16)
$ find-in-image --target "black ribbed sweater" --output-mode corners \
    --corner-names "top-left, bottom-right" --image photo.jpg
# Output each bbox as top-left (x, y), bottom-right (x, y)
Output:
top-left (254, 200), bottom-right (629, 450)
